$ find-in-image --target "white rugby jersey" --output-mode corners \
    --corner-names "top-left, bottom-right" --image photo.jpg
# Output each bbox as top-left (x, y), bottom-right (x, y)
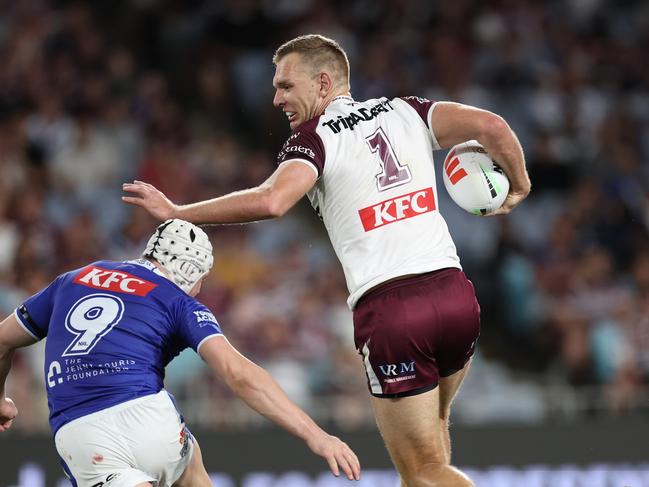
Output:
top-left (276, 95), bottom-right (461, 309)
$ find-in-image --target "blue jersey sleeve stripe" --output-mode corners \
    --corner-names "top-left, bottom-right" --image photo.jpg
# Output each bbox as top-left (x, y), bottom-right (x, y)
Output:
top-left (13, 307), bottom-right (42, 340)
top-left (196, 333), bottom-right (225, 354)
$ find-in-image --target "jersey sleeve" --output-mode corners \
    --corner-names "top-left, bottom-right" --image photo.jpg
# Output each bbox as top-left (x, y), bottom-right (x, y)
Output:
top-left (398, 96), bottom-right (441, 150)
top-left (15, 275), bottom-right (63, 340)
top-left (276, 121), bottom-right (326, 177)
top-left (173, 296), bottom-right (224, 353)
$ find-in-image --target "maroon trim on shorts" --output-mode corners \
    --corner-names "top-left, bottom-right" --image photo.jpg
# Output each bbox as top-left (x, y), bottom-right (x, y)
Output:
top-left (371, 382), bottom-right (439, 399)
top-left (440, 366), bottom-right (464, 378)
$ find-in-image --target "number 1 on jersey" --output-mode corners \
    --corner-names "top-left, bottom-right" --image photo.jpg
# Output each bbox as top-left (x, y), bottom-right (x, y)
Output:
top-left (366, 127), bottom-right (412, 191)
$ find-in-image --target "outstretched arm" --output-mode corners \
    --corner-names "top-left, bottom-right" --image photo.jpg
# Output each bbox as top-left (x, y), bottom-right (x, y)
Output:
top-left (199, 335), bottom-right (361, 481)
top-left (431, 102), bottom-right (531, 215)
top-left (0, 314), bottom-right (38, 431)
top-left (122, 160), bottom-right (317, 224)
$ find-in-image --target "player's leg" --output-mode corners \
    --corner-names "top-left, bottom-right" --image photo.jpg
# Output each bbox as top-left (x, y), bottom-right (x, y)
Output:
top-left (371, 388), bottom-right (474, 487)
top-left (438, 361), bottom-right (471, 464)
top-left (172, 438), bottom-right (212, 487)
top-left (355, 269), bottom-right (479, 486)
top-left (134, 483), bottom-right (154, 486)
top-left (433, 270), bottom-right (480, 467)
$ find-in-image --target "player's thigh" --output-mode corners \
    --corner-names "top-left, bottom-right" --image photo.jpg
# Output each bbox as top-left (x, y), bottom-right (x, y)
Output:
top-left (172, 437), bottom-right (212, 487)
top-left (439, 359), bottom-right (472, 419)
top-left (371, 387), bottom-right (446, 470)
top-left (434, 270), bottom-right (480, 381)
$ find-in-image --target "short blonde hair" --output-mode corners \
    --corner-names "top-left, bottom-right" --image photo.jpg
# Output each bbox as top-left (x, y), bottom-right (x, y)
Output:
top-left (273, 34), bottom-right (350, 88)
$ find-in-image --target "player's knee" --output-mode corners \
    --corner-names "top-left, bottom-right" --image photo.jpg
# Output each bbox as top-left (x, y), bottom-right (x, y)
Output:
top-left (401, 443), bottom-right (448, 470)
top-left (402, 462), bottom-right (474, 487)
top-left (399, 457), bottom-right (444, 480)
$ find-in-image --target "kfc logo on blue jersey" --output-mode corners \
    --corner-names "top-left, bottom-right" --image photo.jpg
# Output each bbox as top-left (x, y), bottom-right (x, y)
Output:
top-left (74, 265), bottom-right (158, 296)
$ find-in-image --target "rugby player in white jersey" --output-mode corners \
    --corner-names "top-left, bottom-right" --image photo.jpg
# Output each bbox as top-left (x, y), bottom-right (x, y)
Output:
top-left (123, 34), bottom-right (531, 487)
top-left (0, 219), bottom-right (360, 486)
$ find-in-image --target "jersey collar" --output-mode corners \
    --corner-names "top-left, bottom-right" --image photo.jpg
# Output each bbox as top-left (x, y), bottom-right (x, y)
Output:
top-left (127, 258), bottom-right (168, 279)
top-left (330, 95), bottom-right (355, 105)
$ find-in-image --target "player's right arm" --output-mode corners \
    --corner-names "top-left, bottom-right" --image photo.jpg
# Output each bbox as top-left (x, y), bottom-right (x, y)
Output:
top-left (430, 101), bottom-right (531, 215)
top-left (122, 160), bottom-right (317, 224)
top-left (0, 314), bottom-right (39, 431)
top-left (198, 335), bottom-right (361, 481)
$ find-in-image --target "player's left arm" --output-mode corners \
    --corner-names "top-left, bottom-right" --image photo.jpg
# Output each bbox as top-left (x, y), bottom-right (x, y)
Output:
top-left (122, 160), bottom-right (317, 224)
top-left (198, 335), bottom-right (361, 480)
top-left (431, 101), bottom-right (531, 215)
top-left (0, 314), bottom-right (39, 432)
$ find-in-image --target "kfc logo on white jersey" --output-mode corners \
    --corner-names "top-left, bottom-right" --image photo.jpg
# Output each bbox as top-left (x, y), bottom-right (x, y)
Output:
top-left (358, 188), bottom-right (436, 231)
top-left (74, 266), bottom-right (158, 296)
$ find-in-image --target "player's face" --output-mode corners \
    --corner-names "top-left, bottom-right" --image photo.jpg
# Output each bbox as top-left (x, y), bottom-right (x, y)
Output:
top-left (273, 53), bottom-right (322, 130)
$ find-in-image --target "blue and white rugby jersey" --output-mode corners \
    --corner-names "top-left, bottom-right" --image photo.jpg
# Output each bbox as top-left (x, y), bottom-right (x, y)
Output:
top-left (14, 259), bottom-right (223, 434)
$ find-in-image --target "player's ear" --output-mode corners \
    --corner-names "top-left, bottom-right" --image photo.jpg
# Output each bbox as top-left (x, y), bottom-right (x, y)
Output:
top-left (318, 71), bottom-right (333, 97)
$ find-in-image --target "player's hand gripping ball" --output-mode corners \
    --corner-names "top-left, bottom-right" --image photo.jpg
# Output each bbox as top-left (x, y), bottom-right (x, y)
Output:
top-left (442, 140), bottom-right (510, 215)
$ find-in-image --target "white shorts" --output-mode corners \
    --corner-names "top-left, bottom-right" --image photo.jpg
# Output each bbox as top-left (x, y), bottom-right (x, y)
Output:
top-left (54, 390), bottom-right (194, 487)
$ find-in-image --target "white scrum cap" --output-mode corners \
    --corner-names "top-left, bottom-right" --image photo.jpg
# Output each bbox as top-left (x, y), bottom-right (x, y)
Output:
top-left (143, 219), bottom-right (214, 293)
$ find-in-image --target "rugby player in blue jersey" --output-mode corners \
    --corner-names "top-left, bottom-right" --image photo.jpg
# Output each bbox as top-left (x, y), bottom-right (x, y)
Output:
top-left (0, 219), bottom-right (360, 487)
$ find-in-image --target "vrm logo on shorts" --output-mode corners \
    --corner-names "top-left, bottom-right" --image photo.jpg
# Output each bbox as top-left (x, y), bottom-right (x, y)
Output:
top-left (379, 361), bottom-right (416, 376)
top-left (379, 361), bottom-right (417, 384)
top-left (358, 187), bottom-right (436, 231)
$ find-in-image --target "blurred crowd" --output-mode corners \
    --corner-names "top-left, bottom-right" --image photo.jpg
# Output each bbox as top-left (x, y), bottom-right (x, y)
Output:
top-left (1, 0), bottom-right (649, 432)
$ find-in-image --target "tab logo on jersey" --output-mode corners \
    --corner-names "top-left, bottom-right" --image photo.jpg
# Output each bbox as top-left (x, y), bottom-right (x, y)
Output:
top-left (358, 187), bottom-right (436, 231)
top-left (74, 266), bottom-right (157, 296)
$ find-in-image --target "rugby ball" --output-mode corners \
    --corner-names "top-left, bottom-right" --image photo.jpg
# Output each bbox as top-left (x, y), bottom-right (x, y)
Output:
top-left (442, 140), bottom-right (509, 215)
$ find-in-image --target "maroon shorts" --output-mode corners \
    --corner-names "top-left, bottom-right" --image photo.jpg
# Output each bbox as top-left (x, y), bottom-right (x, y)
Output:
top-left (353, 268), bottom-right (480, 398)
